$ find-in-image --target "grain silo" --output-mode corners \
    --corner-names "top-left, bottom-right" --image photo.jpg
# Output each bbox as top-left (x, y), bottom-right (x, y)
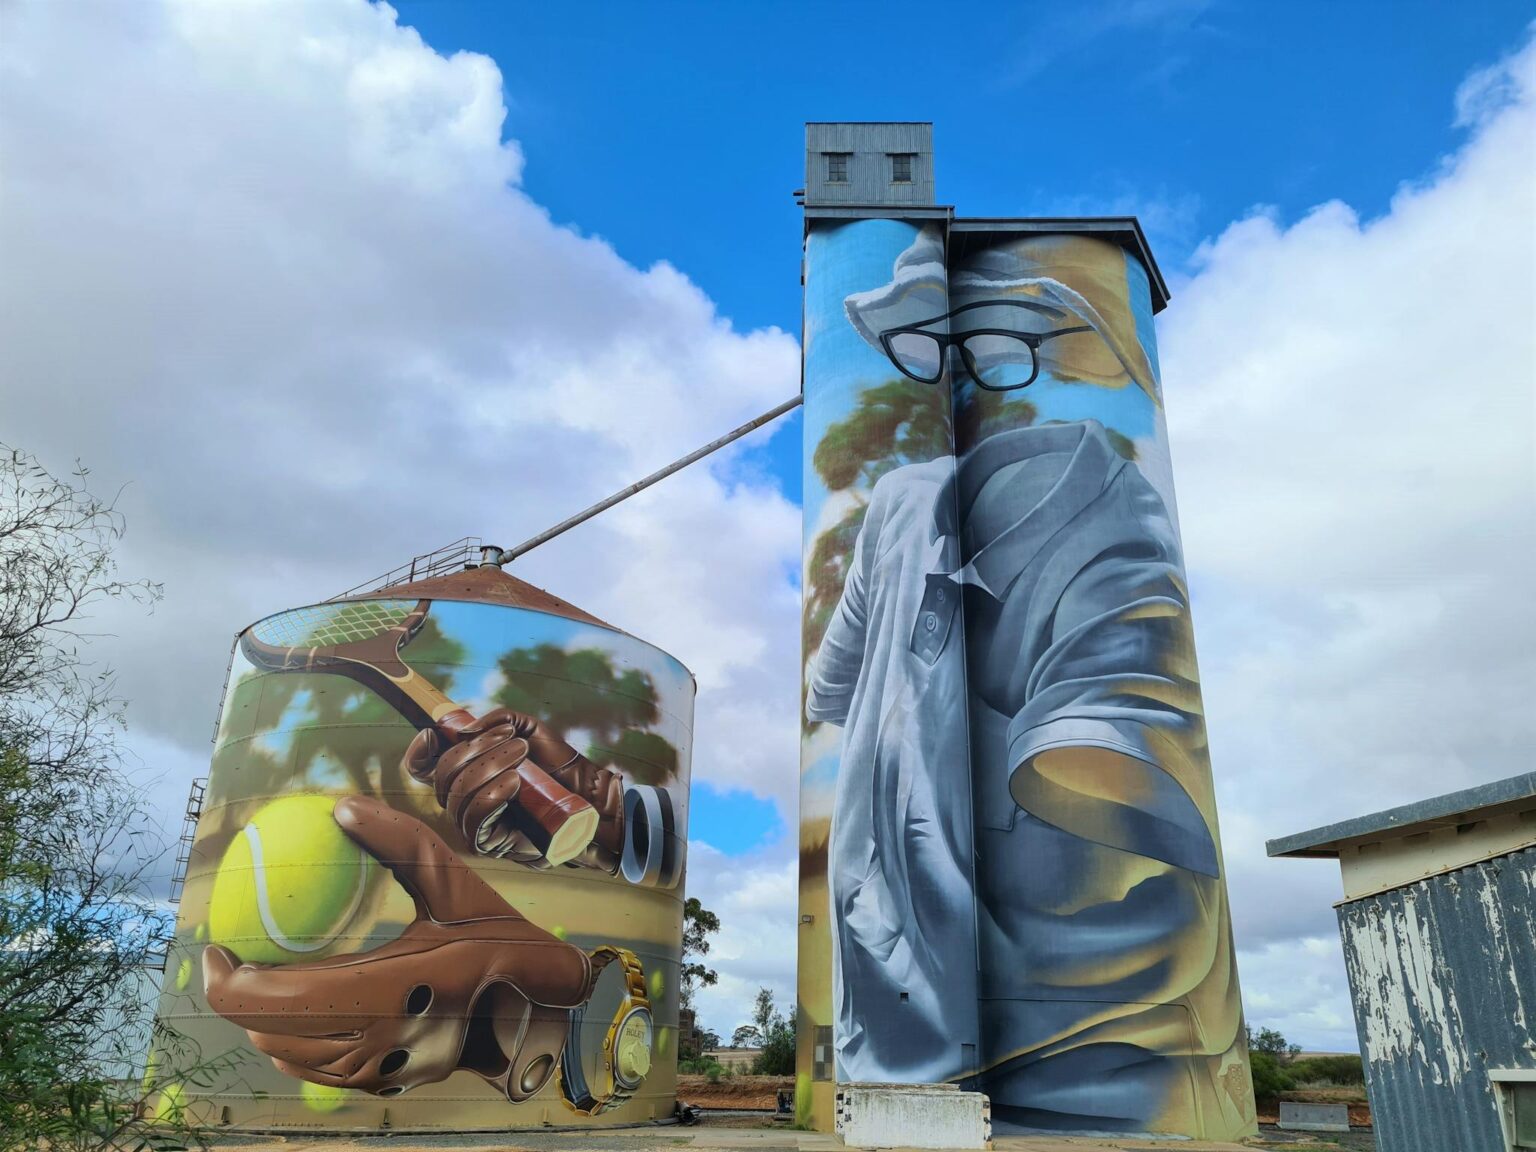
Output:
top-left (147, 559), bottom-right (693, 1131)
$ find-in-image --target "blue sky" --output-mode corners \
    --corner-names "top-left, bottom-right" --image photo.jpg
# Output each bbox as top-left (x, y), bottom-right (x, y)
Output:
top-left (396, 0), bottom-right (1531, 338)
top-left (396, 0), bottom-right (1532, 484)
top-left (388, 0), bottom-right (1534, 865)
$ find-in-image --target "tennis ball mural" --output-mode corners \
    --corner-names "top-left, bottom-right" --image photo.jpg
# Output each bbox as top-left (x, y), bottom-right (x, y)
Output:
top-left (302, 1080), bottom-right (350, 1113)
top-left (151, 1083), bottom-right (187, 1124)
top-left (208, 794), bottom-right (376, 965)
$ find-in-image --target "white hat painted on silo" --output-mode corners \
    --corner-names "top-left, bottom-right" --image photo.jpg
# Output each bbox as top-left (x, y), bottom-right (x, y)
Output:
top-left (843, 224), bottom-right (948, 350)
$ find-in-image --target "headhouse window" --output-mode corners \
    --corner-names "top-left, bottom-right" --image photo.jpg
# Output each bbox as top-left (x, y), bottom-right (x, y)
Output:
top-left (890, 153), bottom-right (914, 183)
top-left (825, 152), bottom-right (850, 183)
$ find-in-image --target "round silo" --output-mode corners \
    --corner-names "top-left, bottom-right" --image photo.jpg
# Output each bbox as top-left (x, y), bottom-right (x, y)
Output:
top-left (149, 565), bottom-right (693, 1131)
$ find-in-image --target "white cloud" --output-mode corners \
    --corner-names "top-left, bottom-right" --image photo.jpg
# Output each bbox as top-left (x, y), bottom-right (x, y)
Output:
top-left (0, 0), bottom-right (802, 830)
top-left (1236, 936), bottom-right (1361, 1054)
top-left (683, 839), bottom-right (798, 1041)
top-left (1165, 29), bottom-right (1536, 1045)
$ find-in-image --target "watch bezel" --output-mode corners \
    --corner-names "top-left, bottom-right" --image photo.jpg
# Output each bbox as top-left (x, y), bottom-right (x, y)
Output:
top-left (610, 1004), bottom-right (654, 1091)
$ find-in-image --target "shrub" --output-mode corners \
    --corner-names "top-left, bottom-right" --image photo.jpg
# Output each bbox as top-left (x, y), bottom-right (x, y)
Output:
top-left (747, 988), bottom-right (796, 1076)
top-left (1290, 1054), bottom-right (1365, 1086)
top-left (678, 1056), bottom-right (725, 1079)
top-left (1250, 1051), bottom-right (1297, 1101)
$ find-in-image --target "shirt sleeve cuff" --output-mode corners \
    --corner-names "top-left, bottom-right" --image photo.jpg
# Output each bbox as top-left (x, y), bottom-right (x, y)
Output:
top-left (805, 683), bottom-right (852, 726)
top-left (1008, 715), bottom-right (1161, 774)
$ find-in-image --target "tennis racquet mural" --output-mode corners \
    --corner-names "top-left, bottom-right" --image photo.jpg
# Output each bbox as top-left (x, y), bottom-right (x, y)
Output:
top-left (241, 598), bottom-right (599, 868)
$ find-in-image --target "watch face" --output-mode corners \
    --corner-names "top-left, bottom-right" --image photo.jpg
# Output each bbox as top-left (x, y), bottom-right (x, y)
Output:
top-left (612, 1007), bottom-right (654, 1089)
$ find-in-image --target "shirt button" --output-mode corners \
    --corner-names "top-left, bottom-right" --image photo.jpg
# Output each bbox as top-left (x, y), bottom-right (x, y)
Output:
top-left (936, 587), bottom-right (946, 603)
top-left (924, 613), bottom-right (938, 632)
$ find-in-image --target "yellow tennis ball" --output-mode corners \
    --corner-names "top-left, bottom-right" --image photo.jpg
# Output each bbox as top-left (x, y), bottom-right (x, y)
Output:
top-left (208, 795), bottom-right (374, 965)
top-left (151, 1083), bottom-right (186, 1124)
top-left (301, 1080), bottom-right (349, 1113)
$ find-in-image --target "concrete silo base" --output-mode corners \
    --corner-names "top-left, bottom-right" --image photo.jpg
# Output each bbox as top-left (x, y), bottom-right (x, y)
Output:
top-left (834, 1083), bottom-right (991, 1149)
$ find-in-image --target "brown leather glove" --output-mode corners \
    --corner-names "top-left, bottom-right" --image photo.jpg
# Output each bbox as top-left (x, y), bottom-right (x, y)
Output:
top-left (202, 796), bottom-right (595, 1101)
top-left (404, 708), bottom-right (624, 873)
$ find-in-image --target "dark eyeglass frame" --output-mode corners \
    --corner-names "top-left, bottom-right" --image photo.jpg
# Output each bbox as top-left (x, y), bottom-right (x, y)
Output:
top-left (877, 299), bottom-right (1095, 392)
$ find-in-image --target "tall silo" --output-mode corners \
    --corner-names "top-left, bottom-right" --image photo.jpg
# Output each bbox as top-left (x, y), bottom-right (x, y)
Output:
top-left (797, 122), bottom-right (1253, 1141)
top-left (148, 564), bottom-right (693, 1131)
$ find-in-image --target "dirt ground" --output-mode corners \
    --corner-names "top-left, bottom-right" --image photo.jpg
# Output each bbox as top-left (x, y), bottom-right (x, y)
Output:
top-left (1251, 1125), bottom-right (1376, 1151)
top-left (180, 1086), bottom-right (1377, 1152)
top-left (186, 1114), bottom-right (1379, 1152)
top-left (676, 1074), bottom-right (795, 1111)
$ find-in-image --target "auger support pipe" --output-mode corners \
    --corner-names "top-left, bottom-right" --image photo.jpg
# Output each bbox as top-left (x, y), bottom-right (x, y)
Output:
top-left (499, 393), bottom-right (803, 564)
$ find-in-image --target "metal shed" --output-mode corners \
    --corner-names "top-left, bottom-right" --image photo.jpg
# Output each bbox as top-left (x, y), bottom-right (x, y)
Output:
top-left (1269, 773), bottom-right (1536, 1152)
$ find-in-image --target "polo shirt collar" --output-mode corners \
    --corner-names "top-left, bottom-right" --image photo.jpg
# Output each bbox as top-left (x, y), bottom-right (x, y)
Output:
top-left (931, 420), bottom-right (1123, 598)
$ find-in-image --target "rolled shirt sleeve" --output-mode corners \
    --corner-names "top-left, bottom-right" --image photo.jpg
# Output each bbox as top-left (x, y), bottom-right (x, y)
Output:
top-left (806, 490), bottom-right (882, 726)
top-left (1004, 471), bottom-right (1219, 877)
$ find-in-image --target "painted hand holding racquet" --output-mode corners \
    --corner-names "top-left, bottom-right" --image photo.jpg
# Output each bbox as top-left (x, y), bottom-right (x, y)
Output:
top-left (404, 709), bottom-right (625, 872)
top-left (239, 599), bottom-right (599, 866)
top-left (202, 796), bottom-right (596, 1101)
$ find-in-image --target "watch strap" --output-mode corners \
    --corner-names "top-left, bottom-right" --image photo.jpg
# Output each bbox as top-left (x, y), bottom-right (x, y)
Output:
top-left (558, 946), bottom-right (650, 1116)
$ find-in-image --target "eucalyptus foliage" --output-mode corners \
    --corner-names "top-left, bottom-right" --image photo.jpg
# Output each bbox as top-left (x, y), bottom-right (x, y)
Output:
top-left (0, 447), bottom-right (228, 1151)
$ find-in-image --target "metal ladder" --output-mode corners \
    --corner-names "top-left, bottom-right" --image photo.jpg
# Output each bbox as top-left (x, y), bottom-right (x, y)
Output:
top-left (168, 777), bottom-right (207, 905)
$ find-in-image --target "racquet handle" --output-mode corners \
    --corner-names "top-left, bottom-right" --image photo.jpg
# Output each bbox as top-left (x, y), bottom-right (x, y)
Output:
top-left (431, 708), bottom-right (598, 866)
top-left (512, 761), bottom-right (601, 866)
top-left (433, 709), bottom-right (479, 741)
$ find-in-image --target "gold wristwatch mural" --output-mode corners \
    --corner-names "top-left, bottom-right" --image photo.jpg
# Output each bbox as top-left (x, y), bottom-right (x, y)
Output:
top-left (560, 946), bottom-right (654, 1116)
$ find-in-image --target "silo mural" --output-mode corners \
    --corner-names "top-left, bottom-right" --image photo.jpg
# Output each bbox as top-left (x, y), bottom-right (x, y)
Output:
top-left (148, 567), bottom-right (692, 1130)
top-left (799, 220), bottom-right (1253, 1138)
top-left (798, 219), bottom-right (981, 1129)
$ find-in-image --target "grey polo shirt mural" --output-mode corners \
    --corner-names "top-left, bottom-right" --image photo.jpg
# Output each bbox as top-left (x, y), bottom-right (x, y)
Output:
top-left (806, 450), bottom-right (977, 1085)
top-left (805, 229), bottom-right (1249, 1137)
top-left (804, 224), bottom-right (979, 1086)
top-left (946, 418), bottom-right (1214, 874)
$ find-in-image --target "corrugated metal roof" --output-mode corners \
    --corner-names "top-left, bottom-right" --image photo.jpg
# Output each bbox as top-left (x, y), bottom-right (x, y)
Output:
top-left (343, 563), bottom-right (616, 630)
top-left (1268, 771), bottom-right (1536, 858)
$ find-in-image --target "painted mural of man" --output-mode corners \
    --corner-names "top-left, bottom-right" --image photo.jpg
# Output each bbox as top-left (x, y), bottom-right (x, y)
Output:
top-left (805, 225), bottom-right (982, 1086)
top-left (808, 232), bottom-right (1247, 1134)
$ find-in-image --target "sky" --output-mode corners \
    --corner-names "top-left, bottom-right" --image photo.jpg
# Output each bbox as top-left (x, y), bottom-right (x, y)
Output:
top-left (2, 0), bottom-right (1533, 1049)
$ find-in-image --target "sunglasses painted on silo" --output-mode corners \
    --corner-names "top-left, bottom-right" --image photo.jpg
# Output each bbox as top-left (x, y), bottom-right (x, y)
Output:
top-left (878, 299), bottom-right (1095, 392)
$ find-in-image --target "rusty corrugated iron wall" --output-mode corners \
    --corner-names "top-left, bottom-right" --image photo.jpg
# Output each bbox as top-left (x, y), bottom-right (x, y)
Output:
top-left (1339, 844), bottom-right (1536, 1152)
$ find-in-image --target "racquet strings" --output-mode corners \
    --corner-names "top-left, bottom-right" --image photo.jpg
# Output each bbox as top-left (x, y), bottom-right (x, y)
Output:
top-left (249, 599), bottom-right (418, 651)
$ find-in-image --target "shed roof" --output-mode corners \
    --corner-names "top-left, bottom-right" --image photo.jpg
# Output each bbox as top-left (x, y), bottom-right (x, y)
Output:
top-left (1267, 772), bottom-right (1536, 859)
